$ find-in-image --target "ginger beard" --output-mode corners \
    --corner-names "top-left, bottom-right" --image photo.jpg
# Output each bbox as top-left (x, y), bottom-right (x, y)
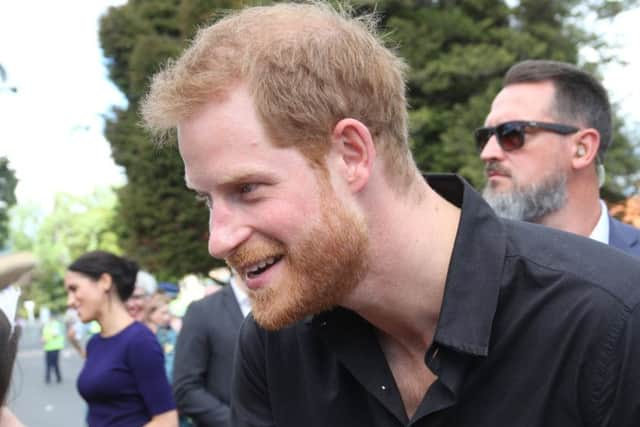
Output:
top-left (227, 179), bottom-right (369, 331)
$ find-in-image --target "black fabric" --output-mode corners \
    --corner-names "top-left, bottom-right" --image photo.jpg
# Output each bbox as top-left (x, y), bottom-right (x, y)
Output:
top-left (230, 174), bottom-right (640, 427)
top-left (173, 285), bottom-right (244, 427)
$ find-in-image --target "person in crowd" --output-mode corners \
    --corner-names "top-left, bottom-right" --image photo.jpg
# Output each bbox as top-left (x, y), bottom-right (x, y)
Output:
top-left (41, 313), bottom-right (64, 384)
top-left (146, 292), bottom-right (193, 427)
top-left (476, 59), bottom-right (640, 254)
top-left (64, 307), bottom-right (89, 358)
top-left (144, 293), bottom-right (178, 381)
top-left (0, 252), bottom-right (34, 427)
top-left (64, 250), bottom-right (177, 427)
top-left (172, 269), bottom-right (249, 426)
top-left (141, 2), bottom-right (640, 426)
top-left (126, 270), bottom-right (158, 321)
top-left (0, 310), bottom-right (22, 427)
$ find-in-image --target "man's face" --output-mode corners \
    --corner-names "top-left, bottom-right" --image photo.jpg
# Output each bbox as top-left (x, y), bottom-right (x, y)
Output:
top-left (178, 86), bottom-right (368, 330)
top-left (480, 81), bottom-right (572, 222)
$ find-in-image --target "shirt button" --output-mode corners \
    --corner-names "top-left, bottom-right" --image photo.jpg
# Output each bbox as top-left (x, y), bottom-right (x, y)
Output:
top-left (320, 321), bottom-right (327, 327)
top-left (381, 385), bottom-right (387, 391)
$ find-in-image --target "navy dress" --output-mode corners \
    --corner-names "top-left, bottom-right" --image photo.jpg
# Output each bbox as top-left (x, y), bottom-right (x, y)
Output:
top-left (77, 321), bottom-right (176, 427)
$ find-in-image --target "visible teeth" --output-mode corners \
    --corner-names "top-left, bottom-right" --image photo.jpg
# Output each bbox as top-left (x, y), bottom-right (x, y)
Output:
top-left (246, 257), bottom-right (277, 274)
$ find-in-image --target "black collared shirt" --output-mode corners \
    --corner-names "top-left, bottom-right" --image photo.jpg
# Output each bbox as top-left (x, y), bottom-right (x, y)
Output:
top-left (231, 174), bottom-right (640, 427)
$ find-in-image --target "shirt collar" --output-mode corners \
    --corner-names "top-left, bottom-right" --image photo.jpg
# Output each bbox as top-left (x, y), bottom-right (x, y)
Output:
top-left (588, 200), bottom-right (610, 245)
top-left (426, 174), bottom-right (505, 357)
top-left (310, 174), bottom-right (504, 358)
top-left (230, 277), bottom-right (252, 318)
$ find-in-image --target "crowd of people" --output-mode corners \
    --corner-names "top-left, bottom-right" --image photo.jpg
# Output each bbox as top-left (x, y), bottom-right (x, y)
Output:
top-left (2, 2), bottom-right (640, 427)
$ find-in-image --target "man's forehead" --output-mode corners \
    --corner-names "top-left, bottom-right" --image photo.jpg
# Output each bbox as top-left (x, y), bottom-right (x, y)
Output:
top-left (487, 82), bottom-right (555, 124)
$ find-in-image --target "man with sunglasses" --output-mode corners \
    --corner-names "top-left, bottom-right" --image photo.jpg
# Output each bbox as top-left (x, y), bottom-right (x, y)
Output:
top-left (476, 59), bottom-right (640, 255)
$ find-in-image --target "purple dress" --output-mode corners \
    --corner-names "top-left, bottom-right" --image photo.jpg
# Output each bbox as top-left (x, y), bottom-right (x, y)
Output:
top-left (77, 321), bottom-right (176, 426)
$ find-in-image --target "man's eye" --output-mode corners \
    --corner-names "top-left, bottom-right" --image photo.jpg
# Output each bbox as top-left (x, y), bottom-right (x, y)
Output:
top-left (239, 183), bottom-right (258, 194)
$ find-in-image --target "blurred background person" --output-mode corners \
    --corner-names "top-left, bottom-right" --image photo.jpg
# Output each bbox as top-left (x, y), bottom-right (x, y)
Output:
top-left (41, 312), bottom-right (64, 384)
top-left (0, 252), bottom-right (36, 427)
top-left (145, 291), bottom-right (192, 427)
top-left (126, 270), bottom-right (158, 322)
top-left (144, 293), bottom-right (178, 381)
top-left (64, 307), bottom-right (91, 358)
top-left (0, 308), bottom-right (22, 427)
top-left (64, 250), bottom-right (177, 427)
top-left (172, 269), bottom-right (249, 427)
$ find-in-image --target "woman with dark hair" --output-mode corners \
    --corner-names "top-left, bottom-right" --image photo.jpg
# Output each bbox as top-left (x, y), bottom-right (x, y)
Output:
top-left (65, 250), bottom-right (177, 427)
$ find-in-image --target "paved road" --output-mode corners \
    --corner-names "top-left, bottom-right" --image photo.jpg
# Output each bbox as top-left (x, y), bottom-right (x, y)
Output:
top-left (7, 323), bottom-right (86, 427)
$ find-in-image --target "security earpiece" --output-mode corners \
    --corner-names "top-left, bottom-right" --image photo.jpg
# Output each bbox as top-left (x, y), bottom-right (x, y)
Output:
top-left (597, 163), bottom-right (606, 188)
top-left (576, 146), bottom-right (586, 157)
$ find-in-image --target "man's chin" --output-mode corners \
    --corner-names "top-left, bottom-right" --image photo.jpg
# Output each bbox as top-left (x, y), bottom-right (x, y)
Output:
top-left (251, 305), bottom-right (307, 331)
top-left (486, 175), bottom-right (513, 189)
top-left (250, 286), bottom-right (338, 331)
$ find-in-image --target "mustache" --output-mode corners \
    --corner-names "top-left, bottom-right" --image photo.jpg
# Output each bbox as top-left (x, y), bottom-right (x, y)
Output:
top-left (226, 237), bottom-right (285, 274)
top-left (485, 161), bottom-right (511, 177)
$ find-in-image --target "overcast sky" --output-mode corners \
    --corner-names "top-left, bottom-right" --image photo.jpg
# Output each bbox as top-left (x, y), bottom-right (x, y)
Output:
top-left (1, 2), bottom-right (639, 214)
top-left (0, 0), bottom-right (127, 213)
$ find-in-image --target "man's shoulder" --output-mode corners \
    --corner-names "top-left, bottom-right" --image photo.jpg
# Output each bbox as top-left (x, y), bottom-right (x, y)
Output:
top-left (503, 219), bottom-right (640, 307)
top-left (609, 216), bottom-right (640, 255)
top-left (610, 216), bottom-right (640, 234)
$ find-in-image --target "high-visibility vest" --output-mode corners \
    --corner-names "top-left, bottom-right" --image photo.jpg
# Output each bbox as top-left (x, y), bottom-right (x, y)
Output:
top-left (42, 320), bottom-right (65, 351)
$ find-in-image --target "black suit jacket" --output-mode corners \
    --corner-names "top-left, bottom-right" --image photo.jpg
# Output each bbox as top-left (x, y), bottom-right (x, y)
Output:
top-left (173, 285), bottom-right (245, 427)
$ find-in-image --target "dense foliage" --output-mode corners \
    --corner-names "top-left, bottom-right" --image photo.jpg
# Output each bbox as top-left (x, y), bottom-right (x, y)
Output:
top-left (9, 189), bottom-right (121, 313)
top-left (98, 0), bottom-right (640, 279)
top-left (0, 157), bottom-right (17, 249)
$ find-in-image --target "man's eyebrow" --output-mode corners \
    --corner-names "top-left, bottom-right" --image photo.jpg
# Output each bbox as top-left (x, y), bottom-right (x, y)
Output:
top-left (220, 171), bottom-right (276, 185)
top-left (185, 170), bottom-right (278, 191)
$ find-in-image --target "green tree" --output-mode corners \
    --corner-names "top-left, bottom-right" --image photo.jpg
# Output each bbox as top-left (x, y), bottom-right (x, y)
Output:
top-left (98, 0), bottom-right (640, 278)
top-left (9, 188), bottom-right (121, 313)
top-left (0, 157), bottom-right (18, 249)
top-left (99, 0), bottom-right (267, 280)
top-left (361, 0), bottom-right (639, 198)
top-left (100, 1), bottom-right (211, 281)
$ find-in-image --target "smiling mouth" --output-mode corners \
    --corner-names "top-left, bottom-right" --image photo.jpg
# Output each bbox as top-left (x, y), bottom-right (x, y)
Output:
top-left (243, 255), bottom-right (283, 280)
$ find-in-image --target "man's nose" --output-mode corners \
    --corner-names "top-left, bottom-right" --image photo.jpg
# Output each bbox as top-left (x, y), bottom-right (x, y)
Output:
top-left (207, 202), bottom-right (251, 260)
top-left (480, 135), bottom-right (505, 162)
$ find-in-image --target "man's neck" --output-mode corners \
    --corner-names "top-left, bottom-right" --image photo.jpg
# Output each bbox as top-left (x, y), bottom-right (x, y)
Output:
top-left (539, 187), bottom-right (602, 238)
top-left (342, 177), bottom-right (461, 353)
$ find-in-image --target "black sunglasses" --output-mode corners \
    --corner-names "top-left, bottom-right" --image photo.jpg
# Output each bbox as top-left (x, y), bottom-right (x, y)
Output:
top-left (474, 120), bottom-right (580, 152)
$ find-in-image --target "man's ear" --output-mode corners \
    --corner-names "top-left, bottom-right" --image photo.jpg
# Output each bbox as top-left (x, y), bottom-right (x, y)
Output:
top-left (571, 128), bottom-right (600, 171)
top-left (330, 118), bottom-right (375, 193)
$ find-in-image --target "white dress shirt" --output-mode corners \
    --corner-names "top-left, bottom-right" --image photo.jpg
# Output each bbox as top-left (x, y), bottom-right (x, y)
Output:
top-left (589, 199), bottom-right (610, 245)
top-left (230, 277), bottom-right (252, 318)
